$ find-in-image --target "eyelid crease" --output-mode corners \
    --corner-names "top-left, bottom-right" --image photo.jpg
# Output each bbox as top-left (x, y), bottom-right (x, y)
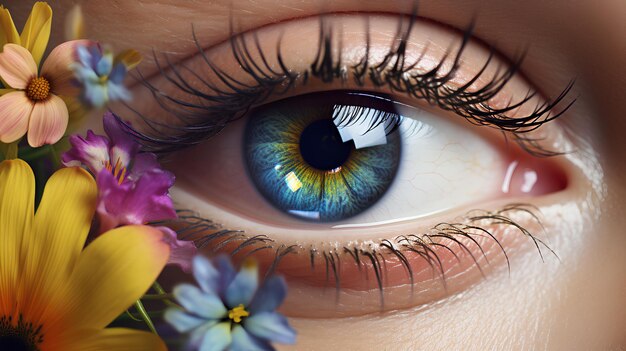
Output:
top-left (118, 12), bottom-right (575, 157)
top-left (166, 203), bottom-right (555, 301)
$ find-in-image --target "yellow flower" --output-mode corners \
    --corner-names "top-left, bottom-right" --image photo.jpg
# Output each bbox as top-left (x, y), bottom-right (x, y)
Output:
top-left (0, 2), bottom-right (52, 66)
top-left (0, 159), bottom-right (169, 350)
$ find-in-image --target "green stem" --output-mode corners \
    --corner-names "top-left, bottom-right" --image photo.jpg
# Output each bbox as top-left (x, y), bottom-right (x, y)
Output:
top-left (48, 143), bottom-right (61, 168)
top-left (152, 281), bottom-right (168, 295)
top-left (142, 293), bottom-right (174, 300)
top-left (134, 300), bottom-right (158, 334)
top-left (125, 309), bottom-right (144, 322)
top-left (152, 281), bottom-right (181, 308)
top-left (5, 142), bottom-right (17, 159)
top-left (115, 309), bottom-right (166, 323)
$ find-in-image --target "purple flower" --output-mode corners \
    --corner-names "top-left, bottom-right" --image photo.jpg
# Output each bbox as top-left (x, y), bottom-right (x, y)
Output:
top-left (62, 112), bottom-right (196, 272)
top-left (72, 43), bottom-right (132, 108)
top-left (165, 256), bottom-right (296, 351)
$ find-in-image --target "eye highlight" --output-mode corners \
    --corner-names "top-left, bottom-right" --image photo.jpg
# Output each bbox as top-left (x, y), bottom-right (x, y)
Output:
top-left (118, 13), bottom-right (575, 316)
top-left (245, 91), bottom-right (402, 222)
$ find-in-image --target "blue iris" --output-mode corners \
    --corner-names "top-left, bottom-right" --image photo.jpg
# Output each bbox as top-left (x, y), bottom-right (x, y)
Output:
top-left (244, 92), bottom-right (402, 222)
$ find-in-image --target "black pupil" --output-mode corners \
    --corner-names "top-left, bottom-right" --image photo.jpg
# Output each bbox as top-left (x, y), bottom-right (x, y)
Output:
top-left (0, 335), bottom-right (31, 351)
top-left (299, 119), bottom-right (352, 171)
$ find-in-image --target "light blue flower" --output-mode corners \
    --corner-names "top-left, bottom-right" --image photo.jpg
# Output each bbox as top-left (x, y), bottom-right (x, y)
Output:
top-left (71, 44), bottom-right (131, 108)
top-left (165, 255), bottom-right (296, 351)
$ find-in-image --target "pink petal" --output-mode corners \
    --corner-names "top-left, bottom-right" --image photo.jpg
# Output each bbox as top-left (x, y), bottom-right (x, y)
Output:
top-left (41, 39), bottom-right (93, 96)
top-left (0, 91), bottom-right (33, 143)
top-left (0, 44), bottom-right (37, 89)
top-left (158, 227), bottom-right (197, 273)
top-left (27, 94), bottom-right (69, 147)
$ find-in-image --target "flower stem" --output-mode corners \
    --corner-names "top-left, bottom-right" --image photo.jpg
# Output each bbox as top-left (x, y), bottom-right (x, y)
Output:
top-left (0, 141), bottom-right (19, 160)
top-left (142, 293), bottom-right (174, 300)
top-left (152, 281), bottom-right (180, 307)
top-left (134, 300), bottom-right (158, 334)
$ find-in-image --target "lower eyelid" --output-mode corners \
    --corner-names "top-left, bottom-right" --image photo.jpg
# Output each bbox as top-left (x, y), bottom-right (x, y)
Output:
top-left (168, 202), bottom-right (565, 317)
top-left (132, 12), bottom-right (582, 315)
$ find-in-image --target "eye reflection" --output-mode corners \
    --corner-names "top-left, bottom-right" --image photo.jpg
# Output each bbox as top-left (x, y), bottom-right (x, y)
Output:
top-left (122, 12), bottom-right (575, 315)
top-left (244, 91), bottom-right (402, 222)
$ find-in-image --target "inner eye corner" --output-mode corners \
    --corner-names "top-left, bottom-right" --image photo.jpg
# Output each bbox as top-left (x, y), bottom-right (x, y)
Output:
top-left (143, 12), bottom-right (578, 315)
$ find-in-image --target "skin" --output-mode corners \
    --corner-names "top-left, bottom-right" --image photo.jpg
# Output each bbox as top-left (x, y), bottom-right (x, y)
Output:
top-left (9, 0), bottom-right (626, 350)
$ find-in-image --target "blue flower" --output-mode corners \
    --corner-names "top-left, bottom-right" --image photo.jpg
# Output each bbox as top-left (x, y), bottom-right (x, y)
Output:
top-left (165, 255), bottom-right (297, 351)
top-left (72, 44), bottom-right (134, 108)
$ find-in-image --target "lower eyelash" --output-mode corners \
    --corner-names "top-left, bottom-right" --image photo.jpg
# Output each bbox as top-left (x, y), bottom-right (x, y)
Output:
top-left (119, 11), bottom-right (575, 157)
top-left (166, 204), bottom-right (556, 305)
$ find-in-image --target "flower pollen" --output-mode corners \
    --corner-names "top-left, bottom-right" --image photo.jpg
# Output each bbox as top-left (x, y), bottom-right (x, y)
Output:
top-left (104, 158), bottom-right (127, 185)
top-left (26, 77), bottom-right (51, 102)
top-left (228, 304), bottom-right (250, 323)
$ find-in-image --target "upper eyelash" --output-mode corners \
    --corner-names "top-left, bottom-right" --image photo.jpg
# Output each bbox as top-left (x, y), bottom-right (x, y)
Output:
top-left (118, 12), bottom-right (575, 157)
top-left (167, 204), bottom-right (556, 305)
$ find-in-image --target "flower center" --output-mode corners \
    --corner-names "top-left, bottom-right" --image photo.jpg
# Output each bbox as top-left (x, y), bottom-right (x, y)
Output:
top-left (228, 304), bottom-right (250, 323)
top-left (104, 158), bottom-right (127, 185)
top-left (0, 316), bottom-right (43, 351)
top-left (26, 77), bottom-right (51, 102)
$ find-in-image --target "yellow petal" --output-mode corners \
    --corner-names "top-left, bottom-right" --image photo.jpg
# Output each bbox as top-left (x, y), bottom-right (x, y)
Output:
top-left (64, 225), bottom-right (170, 329)
top-left (115, 49), bottom-right (142, 71)
top-left (20, 2), bottom-right (52, 66)
top-left (60, 328), bottom-right (167, 351)
top-left (64, 5), bottom-right (84, 41)
top-left (17, 166), bottom-right (96, 323)
top-left (0, 159), bottom-right (34, 316)
top-left (0, 6), bottom-right (20, 48)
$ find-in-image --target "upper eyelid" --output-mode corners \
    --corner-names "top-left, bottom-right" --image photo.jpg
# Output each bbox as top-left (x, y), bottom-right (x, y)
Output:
top-left (120, 13), bottom-right (575, 156)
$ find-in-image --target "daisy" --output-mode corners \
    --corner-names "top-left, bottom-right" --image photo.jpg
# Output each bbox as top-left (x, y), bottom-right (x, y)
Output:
top-left (0, 41), bottom-right (86, 147)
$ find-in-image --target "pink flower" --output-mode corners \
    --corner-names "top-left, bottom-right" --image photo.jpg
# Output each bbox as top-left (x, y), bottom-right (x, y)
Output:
top-left (0, 41), bottom-right (87, 147)
top-left (63, 112), bottom-right (197, 272)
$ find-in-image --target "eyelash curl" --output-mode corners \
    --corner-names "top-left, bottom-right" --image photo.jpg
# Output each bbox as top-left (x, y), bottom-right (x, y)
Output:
top-left (122, 10), bottom-right (565, 305)
top-left (166, 204), bottom-right (556, 305)
top-left (117, 9), bottom-right (575, 157)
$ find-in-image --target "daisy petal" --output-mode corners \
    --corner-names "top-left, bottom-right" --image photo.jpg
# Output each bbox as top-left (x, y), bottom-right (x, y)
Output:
top-left (244, 312), bottom-right (297, 344)
top-left (164, 308), bottom-right (209, 333)
top-left (64, 225), bottom-right (169, 329)
top-left (200, 322), bottom-right (232, 351)
top-left (173, 284), bottom-right (227, 319)
top-left (41, 39), bottom-right (92, 96)
top-left (0, 91), bottom-right (32, 143)
top-left (19, 2), bottom-right (52, 66)
top-left (27, 94), bottom-right (68, 147)
top-left (0, 44), bottom-right (37, 89)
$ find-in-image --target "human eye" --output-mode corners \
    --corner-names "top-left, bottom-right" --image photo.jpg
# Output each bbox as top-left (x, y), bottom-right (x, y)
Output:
top-left (116, 12), bottom-right (579, 316)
